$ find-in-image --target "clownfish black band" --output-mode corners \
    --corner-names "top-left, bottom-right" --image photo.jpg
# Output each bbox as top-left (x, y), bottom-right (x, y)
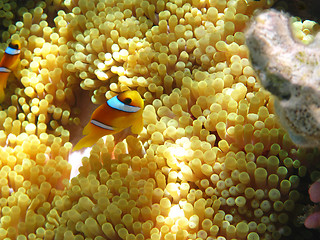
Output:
top-left (91, 119), bottom-right (115, 131)
top-left (5, 47), bottom-right (20, 56)
top-left (0, 67), bottom-right (11, 73)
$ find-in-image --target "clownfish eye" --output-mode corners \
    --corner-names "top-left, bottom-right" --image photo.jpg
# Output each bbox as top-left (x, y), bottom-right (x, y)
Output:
top-left (123, 98), bottom-right (132, 105)
top-left (9, 43), bottom-right (19, 49)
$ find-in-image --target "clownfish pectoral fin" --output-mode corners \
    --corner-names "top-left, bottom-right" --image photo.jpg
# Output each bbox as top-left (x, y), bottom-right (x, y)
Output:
top-left (130, 116), bottom-right (143, 134)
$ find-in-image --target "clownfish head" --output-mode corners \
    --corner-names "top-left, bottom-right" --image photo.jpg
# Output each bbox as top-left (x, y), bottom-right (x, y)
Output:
top-left (5, 39), bottom-right (21, 56)
top-left (117, 90), bottom-right (144, 108)
top-left (107, 90), bottom-right (144, 113)
top-left (9, 40), bottom-right (21, 51)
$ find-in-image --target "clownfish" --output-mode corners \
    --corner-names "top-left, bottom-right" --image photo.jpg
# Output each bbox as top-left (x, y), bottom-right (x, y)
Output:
top-left (72, 90), bottom-right (144, 151)
top-left (0, 39), bottom-right (21, 103)
top-left (244, 0), bottom-right (260, 3)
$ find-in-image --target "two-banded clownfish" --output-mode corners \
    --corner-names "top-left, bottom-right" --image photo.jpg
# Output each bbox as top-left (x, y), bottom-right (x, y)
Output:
top-left (0, 39), bottom-right (21, 103)
top-left (72, 90), bottom-right (144, 151)
top-left (244, 0), bottom-right (260, 3)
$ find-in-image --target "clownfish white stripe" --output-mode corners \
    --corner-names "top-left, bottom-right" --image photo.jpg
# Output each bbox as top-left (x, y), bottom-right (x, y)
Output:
top-left (107, 96), bottom-right (141, 113)
top-left (0, 67), bottom-right (11, 73)
top-left (91, 119), bottom-right (114, 131)
top-left (5, 47), bottom-right (20, 56)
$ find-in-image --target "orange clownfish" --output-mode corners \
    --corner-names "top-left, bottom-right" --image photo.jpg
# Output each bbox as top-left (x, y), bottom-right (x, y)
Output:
top-left (0, 39), bottom-right (21, 103)
top-left (72, 90), bottom-right (144, 151)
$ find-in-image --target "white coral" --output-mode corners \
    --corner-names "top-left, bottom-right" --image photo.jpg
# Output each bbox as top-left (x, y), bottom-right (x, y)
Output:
top-left (245, 9), bottom-right (320, 147)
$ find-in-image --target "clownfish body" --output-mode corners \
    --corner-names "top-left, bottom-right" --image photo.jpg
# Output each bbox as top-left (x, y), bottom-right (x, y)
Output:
top-left (72, 90), bottom-right (144, 151)
top-left (0, 39), bottom-right (21, 103)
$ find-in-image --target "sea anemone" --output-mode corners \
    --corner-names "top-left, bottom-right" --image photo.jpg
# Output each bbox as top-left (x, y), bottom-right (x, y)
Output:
top-left (0, 0), bottom-right (318, 239)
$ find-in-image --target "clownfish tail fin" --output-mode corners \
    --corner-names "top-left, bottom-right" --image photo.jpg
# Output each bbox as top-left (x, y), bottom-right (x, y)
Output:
top-left (72, 135), bottom-right (100, 152)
